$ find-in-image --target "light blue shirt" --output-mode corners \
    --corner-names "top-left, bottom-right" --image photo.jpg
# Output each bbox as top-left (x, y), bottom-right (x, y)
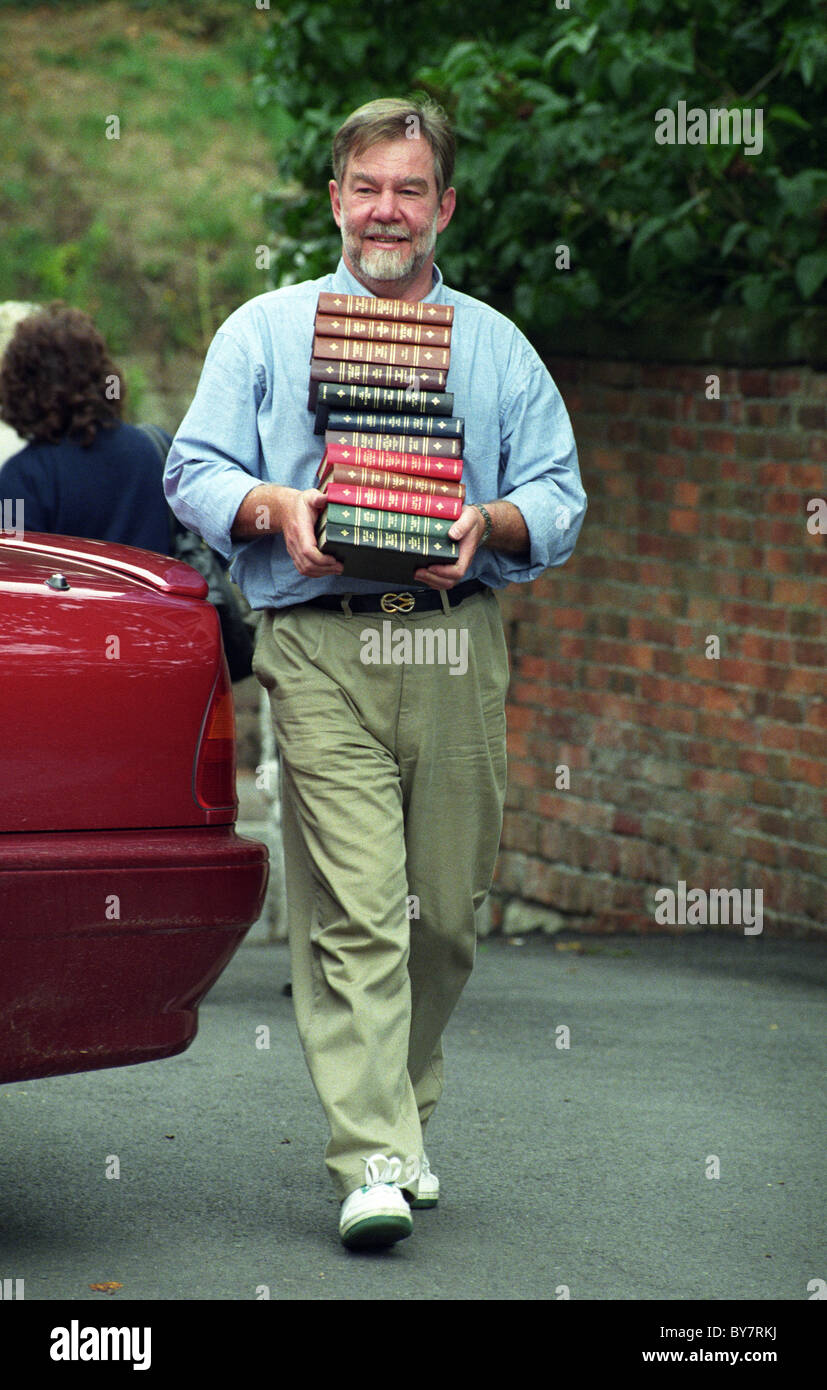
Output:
top-left (164, 258), bottom-right (586, 608)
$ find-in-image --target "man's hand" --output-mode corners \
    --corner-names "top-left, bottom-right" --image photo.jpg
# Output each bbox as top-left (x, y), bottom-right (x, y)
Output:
top-left (412, 504), bottom-right (485, 591)
top-left (281, 488), bottom-right (344, 578)
top-left (231, 483), bottom-right (343, 578)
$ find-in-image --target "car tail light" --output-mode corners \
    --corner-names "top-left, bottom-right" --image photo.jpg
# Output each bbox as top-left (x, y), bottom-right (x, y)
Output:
top-left (194, 657), bottom-right (237, 810)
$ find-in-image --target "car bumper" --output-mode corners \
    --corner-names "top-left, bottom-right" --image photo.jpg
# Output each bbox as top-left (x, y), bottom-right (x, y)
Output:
top-left (0, 826), bottom-right (269, 1082)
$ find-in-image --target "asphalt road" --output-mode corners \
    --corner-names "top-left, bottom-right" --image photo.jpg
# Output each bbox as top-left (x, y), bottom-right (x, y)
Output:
top-left (1, 934), bottom-right (824, 1309)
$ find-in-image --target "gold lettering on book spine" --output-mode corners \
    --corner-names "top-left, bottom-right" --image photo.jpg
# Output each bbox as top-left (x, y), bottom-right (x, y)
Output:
top-left (322, 294), bottom-right (453, 325)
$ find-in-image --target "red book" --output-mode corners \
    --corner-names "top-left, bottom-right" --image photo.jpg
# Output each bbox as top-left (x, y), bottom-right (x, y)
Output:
top-left (317, 462), bottom-right (465, 500)
top-left (317, 292), bottom-right (453, 325)
top-left (315, 314), bottom-right (451, 347)
top-left (313, 336), bottom-right (451, 369)
top-left (321, 442), bottom-right (463, 483)
top-left (319, 476), bottom-right (464, 521)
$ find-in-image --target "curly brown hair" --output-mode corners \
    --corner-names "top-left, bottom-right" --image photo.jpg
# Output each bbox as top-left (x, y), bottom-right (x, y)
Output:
top-left (0, 301), bottom-right (125, 446)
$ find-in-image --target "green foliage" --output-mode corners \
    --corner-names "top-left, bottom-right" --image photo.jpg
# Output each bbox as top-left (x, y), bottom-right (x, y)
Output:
top-left (10, 221), bottom-right (129, 346)
top-left (0, 1), bottom-right (276, 390)
top-left (121, 361), bottom-right (148, 423)
top-left (255, 0), bottom-right (826, 333)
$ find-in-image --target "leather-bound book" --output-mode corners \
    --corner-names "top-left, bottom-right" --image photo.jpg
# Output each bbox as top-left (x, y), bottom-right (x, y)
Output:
top-left (316, 292), bottom-right (453, 325)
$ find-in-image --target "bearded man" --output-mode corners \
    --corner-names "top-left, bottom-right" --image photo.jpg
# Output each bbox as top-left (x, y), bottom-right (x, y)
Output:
top-left (165, 96), bottom-right (586, 1251)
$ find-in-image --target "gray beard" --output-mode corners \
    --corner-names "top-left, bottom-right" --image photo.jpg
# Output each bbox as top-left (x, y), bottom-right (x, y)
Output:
top-left (343, 215), bottom-right (438, 286)
top-left (358, 243), bottom-right (417, 280)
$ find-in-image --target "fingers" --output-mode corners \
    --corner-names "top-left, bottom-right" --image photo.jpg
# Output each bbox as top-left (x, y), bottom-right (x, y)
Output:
top-left (412, 562), bottom-right (464, 590)
top-left (282, 488), bottom-right (342, 576)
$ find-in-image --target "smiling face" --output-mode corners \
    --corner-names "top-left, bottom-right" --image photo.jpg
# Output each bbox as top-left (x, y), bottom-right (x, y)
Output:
top-left (329, 136), bottom-right (455, 301)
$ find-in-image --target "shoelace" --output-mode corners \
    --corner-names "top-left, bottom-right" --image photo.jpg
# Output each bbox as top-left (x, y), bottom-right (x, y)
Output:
top-left (362, 1153), bottom-right (403, 1187)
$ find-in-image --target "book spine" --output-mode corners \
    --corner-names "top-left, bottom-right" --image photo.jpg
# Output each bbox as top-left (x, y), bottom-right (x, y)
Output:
top-left (324, 442), bottom-right (463, 481)
top-left (315, 314), bottom-right (451, 347)
top-left (321, 463), bottom-right (465, 500)
top-left (325, 430), bottom-right (461, 458)
top-left (324, 482), bottom-right (463, 521)
top-left (325, 502), bottom-right (454, 538)
top-left (313, 336), bottom-right (451, 369)
top-left (317, 292), bottom-right (453, 325)
top-left (317, 384), bottom-right (453, 416)
top-left (322, 520), bottom-right (458, 562)
top-left (310, 360), bottom-right (448, 389)
top-left (324, 412), bottom-right (464, 439)
top-left (308, 361), bottom-right (448, 408)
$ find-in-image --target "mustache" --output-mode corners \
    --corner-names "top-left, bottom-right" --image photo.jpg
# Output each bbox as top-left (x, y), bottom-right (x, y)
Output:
top-left (363, 225), bottom-right (410, 239)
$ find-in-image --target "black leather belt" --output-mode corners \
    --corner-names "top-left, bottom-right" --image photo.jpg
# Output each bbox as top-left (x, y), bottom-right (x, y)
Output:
top-left (296, 578), bottom-right (487, 615)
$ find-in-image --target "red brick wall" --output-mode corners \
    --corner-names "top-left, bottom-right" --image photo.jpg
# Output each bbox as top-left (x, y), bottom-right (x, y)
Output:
top-left (493, 359), bottom-right (826, 938)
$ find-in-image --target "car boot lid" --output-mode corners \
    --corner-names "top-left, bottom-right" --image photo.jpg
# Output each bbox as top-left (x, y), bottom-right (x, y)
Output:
top-left (0, 532), bottom-right (208, 598)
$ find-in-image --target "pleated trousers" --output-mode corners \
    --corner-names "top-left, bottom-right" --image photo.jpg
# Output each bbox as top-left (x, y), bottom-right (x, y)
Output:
top-left (253, 586), bottom-right (509, 1199)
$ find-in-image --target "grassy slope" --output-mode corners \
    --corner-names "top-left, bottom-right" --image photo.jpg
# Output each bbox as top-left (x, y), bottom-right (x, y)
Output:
top-left (0, 1), bottom-right (278, 429)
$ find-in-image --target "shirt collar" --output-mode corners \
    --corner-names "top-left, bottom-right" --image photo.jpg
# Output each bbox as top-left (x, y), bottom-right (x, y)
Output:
top-left (331, 256), bottom-right (445, 304)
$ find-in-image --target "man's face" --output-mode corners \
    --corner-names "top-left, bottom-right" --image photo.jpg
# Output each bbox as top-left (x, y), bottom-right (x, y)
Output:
top-left (329, 136), bottom-right (455, 292)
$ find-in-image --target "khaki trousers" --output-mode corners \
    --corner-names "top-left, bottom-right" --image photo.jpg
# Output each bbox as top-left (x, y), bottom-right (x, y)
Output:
top-left (252, 587), bottom-right (509, 1200)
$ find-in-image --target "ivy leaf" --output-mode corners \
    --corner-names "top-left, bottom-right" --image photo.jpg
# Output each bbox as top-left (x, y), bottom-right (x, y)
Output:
top-left (768, 103), bottom-right (811, 131)
top-left (795, 252), bottom-right (827, 301)
top-left (721, 221), bottom-right (749, 259)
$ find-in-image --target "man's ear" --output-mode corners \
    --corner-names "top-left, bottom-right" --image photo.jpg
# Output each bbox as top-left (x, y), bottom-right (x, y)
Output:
top-left (329, 179), bottom-right (343, 228)
top-left (437, 185), bottom-right (456, 234)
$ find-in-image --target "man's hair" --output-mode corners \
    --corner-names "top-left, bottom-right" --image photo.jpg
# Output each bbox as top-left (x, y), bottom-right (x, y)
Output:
top-left (332, 96), bottom-right (455, 200)
top-left (0, 301), bottom-right (124, 446)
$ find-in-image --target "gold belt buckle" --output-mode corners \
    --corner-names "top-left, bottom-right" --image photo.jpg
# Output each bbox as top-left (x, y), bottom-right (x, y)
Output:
top-left (380, 591), bottom-right (416, 614)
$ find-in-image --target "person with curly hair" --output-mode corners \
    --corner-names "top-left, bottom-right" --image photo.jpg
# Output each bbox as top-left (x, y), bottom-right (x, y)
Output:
top-left (0, 302), bottom-right (170, 553)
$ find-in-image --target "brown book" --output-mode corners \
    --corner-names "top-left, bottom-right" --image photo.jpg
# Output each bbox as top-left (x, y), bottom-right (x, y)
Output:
top-left (317, 462), bottom-right (465, 501)
top-left (313, 336), bottom-right (451, 370)
top-left (320, 442), bottom-right (463, 483)
top-left (324, 429), bottom-right (462, 458)
top-left (315, 314), bottom-right (451, 347)
top-left (308, 358), bottom-right (448, 409)
top-left (317, 292), bottom-right (453, 325)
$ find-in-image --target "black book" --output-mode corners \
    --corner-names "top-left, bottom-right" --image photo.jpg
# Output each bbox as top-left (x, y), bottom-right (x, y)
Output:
top-left (314, 383), bottom-right (453, 433)
top-left (317, 517), bottom-right (458, 583)
top-left (324, 429), bottom-right (463, 458)
top-left (318, 410), bottom-right (465, 442)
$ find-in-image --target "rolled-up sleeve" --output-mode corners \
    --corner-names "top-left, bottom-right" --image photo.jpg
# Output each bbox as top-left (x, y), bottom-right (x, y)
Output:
top-left (164, 330), bottom-right (266, 559)
top-left (493, 349), bottom-right (586, 584)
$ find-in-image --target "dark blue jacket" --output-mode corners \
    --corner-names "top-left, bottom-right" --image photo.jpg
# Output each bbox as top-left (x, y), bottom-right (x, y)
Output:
top-left (0, 422), bottom-right (171, 555)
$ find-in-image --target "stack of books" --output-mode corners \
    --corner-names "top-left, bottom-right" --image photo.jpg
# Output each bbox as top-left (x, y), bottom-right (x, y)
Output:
top-left (308, 292), bottom-right (464, 583)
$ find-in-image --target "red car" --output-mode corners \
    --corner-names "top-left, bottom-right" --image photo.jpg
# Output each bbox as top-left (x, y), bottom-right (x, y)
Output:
top-left (0, 532), bottom-right (269, 1083)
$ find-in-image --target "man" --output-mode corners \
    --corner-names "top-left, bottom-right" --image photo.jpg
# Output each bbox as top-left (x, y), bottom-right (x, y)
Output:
top-left (165, 96), bottom-right (586, 1251)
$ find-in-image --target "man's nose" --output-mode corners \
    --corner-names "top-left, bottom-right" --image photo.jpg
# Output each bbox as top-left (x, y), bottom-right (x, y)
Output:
top-left (372, 189), bottom-right (401, 222)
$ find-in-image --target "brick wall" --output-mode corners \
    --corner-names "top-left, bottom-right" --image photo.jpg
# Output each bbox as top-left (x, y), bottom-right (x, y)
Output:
top-left (493, 359), bottom-right (825, 938)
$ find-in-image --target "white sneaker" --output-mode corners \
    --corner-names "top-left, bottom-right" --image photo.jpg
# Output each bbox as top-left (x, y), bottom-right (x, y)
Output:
top-left (409, 1152), bottom-right (439, 1209)
top-left (339, 1154), bottom-right (413, 1250)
